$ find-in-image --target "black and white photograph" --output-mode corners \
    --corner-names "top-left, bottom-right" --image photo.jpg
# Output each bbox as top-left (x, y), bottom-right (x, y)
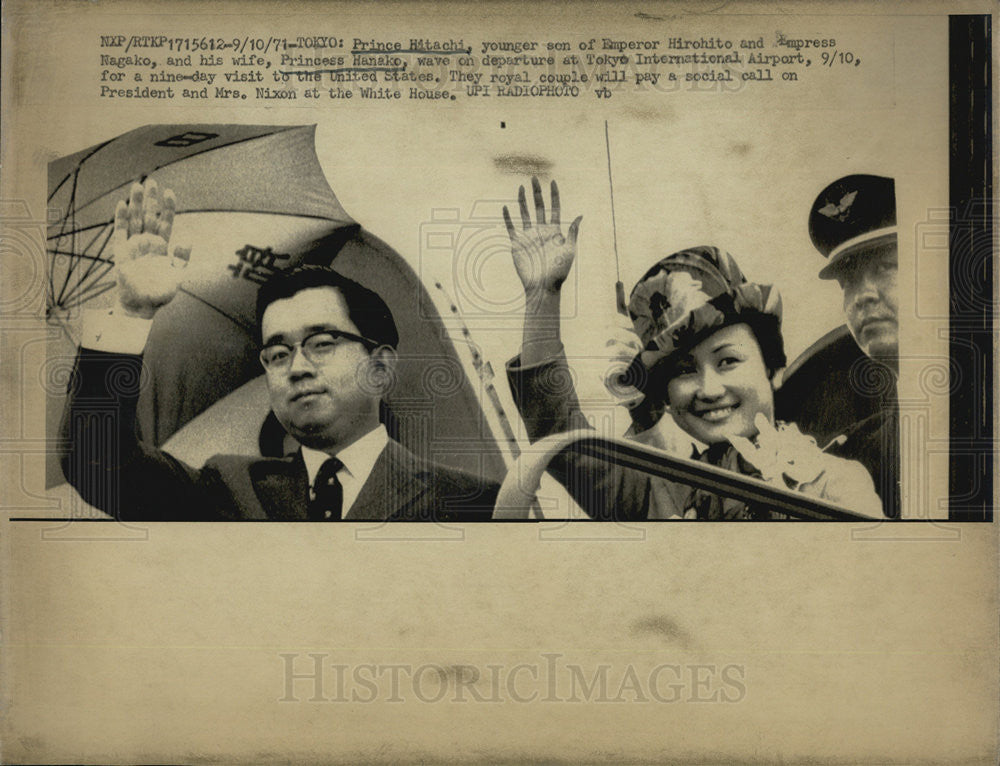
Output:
top-left (45, 124), bottom-right (911, 522)
top-left (1, 1), bottom-right (995, 763)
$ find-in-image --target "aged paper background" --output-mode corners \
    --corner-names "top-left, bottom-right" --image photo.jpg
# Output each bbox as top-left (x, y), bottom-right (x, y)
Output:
top-left (2, 0), bottom-right (996, 763)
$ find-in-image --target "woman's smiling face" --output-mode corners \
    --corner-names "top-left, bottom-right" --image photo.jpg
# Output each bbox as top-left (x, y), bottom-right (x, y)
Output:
top-left (665, 322), bottom-right (775, 445)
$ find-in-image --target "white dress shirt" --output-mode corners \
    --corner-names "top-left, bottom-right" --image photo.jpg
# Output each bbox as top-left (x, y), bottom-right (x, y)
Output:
top-left (300, 425), bottom-right (390, 516)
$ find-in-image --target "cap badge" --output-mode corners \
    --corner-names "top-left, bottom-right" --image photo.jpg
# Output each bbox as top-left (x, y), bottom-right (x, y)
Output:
top-left (818, 190), bottom-right (858, 222)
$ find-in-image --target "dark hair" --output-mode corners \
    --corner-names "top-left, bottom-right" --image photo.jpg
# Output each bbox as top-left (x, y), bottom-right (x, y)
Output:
top-left (629, 309), bottom-right (786, 433)
top-left (255, 265), bottom-right (398, 349)
top-left (729, 309), bottom-right (786, 375)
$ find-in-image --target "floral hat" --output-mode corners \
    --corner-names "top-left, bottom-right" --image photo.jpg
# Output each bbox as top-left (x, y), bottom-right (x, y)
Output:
top-left (627, 245), bottom-right (783, 374)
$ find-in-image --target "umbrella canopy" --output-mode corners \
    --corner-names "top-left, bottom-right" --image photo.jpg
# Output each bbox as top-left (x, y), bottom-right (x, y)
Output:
top-left (47, 124), bottom-right (354, 320)
top-left (47, 124), bottom-right (512, 490)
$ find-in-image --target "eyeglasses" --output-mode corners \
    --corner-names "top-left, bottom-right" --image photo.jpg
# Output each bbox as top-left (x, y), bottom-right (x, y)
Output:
top-left (259, 330), bottom-right (380, 371)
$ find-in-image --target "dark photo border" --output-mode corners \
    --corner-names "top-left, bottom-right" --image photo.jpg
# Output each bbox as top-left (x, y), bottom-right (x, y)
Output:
top-left (949, 14), bottom-right (993, 521)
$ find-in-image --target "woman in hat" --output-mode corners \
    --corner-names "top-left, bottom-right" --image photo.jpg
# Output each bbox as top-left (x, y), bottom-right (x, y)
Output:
top-left (504, 177), bottom-right (883, 520)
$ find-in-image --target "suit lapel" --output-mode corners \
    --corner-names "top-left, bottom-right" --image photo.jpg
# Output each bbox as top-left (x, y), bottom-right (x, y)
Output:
top-left (250, 452), bottom-right (311, 520)
top-left (344, 439), bottom-right (430, 521)
top-left (249, 441), bottom-right (430, 521)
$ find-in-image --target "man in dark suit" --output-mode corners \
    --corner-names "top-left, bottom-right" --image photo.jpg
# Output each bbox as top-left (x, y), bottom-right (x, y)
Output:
top-left (60, 180), bottom-right (498, 521)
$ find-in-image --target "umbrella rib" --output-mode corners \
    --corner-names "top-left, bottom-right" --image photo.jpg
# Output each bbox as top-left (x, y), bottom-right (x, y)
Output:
top-left (64, 259), bottom-right (116, 297)
top-left (47, 221), bottom-right (115, 241)
top-left (82, 221), bottom-right (112, 255)
top-left (70, 260), bottom-right (116, 299)
top-left (53, 166), bottom-right (83, 245)
top-left (48, 249), bottom-right (113, 263)
top-left (65, 276), bottom-right (116, 304)
top-left (71, 224), bottom-right (115, 297)
top-left (54, 168), bottom-right (84, 308)
top-left (47, 136), bottom-right (117, 203)
top-left (49, 171), bottom-right (84, 305)
top-left (47, 248), bottom-right (56, 310)
top-left (59, 282), bottom-right (117, 311)
top-left (53, 274), bottom-right (114, 311)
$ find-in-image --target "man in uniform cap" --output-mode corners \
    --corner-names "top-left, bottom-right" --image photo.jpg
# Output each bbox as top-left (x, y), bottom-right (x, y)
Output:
top-left (807, 173), bottom-right (900, 518)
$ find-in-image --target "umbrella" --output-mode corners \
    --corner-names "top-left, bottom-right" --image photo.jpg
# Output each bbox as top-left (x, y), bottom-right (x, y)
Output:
top-left (47, 124), bottom-right (351, 321)
top-left (47, 124), bottom-right (513, 490)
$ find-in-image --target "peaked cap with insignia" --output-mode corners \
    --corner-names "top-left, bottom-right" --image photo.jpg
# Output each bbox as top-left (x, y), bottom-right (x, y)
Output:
top-left (809, 174), bottom-right (897, 279)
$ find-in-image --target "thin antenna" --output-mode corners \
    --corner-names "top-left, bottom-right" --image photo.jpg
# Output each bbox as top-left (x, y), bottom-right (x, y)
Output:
top-left (604, 120), bottom-right (627, 315)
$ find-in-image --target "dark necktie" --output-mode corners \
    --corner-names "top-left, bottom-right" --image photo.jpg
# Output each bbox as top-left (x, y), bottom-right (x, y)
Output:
top-left (309, 457), bottom-right (344, 521)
